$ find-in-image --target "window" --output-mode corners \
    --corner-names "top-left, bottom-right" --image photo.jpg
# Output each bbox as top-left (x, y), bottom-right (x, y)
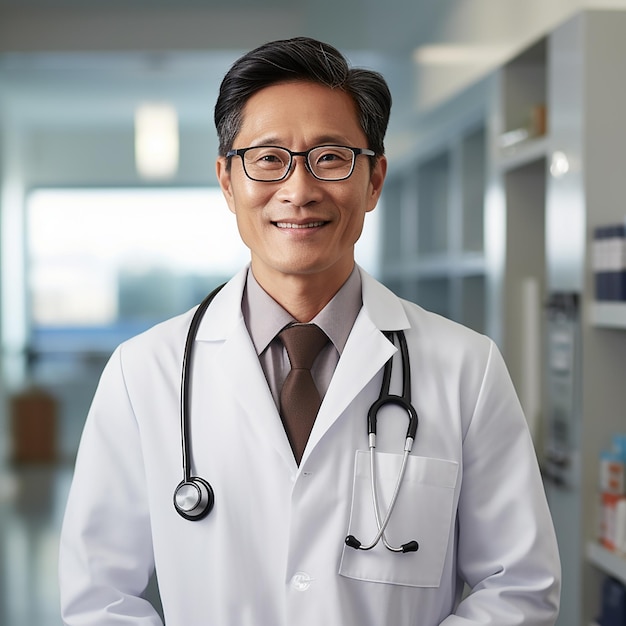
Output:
top-left (27, 187), bottom-right (247, 354)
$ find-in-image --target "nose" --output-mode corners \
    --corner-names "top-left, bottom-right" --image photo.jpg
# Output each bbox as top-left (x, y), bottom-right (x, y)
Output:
top-left (276, 155), bottom-right (323, 205)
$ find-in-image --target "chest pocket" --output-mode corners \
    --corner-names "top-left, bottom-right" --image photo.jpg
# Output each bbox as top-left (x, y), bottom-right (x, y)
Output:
top-left (339, 451), bottom-right (458, 588)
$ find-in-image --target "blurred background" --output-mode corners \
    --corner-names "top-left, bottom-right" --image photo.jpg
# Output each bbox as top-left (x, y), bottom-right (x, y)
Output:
top-left (2, 1), bottom-right (626, 624)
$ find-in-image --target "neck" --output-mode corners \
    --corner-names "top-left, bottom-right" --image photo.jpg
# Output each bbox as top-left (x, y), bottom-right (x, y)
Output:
top-left (251, 263), bottom-right (355, 322)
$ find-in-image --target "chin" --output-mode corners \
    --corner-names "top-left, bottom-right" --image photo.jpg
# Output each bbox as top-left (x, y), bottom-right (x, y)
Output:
top-left (285, 260), bottom-right (349, 280)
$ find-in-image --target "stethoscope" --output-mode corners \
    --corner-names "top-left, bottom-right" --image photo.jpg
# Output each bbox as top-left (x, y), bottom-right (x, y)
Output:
top-left (344, 330), bottom-right (419, 554)
top-left (173, 284), bottom-right (420, 554)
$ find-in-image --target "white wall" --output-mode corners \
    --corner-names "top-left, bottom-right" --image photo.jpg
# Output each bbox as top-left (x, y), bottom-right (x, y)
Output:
top-left (22, 125), bottom-right (217, 187)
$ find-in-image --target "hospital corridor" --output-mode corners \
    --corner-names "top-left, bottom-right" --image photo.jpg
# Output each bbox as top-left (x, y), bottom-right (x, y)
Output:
top-left (3, 1), bottom-right (626, 625)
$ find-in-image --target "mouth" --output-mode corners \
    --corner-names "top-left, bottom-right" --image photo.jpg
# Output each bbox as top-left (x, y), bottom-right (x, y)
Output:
top-left (273, 220), bottom-right (327, 229)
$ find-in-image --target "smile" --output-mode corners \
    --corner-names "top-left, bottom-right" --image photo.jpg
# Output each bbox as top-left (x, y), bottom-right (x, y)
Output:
top-left (274, 221), bottom-right (326, 229)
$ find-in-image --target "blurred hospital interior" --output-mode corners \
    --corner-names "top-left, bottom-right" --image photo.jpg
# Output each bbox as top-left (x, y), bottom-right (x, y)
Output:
top-left (2, 1), bottom-right (626, 624)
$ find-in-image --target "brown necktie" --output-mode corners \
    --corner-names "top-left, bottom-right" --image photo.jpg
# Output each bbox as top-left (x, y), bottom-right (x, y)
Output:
top-left (279, 324), bottom-right (329, 464)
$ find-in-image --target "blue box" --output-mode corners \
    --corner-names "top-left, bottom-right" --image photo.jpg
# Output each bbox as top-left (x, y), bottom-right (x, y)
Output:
top-left (599, 576), bottom-right (626, 626)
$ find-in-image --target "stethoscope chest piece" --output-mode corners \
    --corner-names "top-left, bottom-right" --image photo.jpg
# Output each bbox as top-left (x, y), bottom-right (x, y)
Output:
top-left (174, 477), bottom-right (214, 521)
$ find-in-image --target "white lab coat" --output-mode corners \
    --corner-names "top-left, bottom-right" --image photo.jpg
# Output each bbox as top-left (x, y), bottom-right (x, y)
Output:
top-left (59, 266), bottom-right (560, 625)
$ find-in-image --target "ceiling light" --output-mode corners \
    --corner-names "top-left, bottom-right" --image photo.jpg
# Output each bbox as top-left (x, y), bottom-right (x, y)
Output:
top-left (135, 103), bottom-right (179, 179)
top-left (413, 45), bottom-right (507, 66)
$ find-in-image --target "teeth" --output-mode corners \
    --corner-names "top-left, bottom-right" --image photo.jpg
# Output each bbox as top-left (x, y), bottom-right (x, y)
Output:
top-left (275, 221), bottom-right (325, 229)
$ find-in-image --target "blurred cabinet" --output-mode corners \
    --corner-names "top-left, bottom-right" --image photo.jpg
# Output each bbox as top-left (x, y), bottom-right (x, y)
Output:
top-left (381, 123), bottom-right (486, 334)
top-left (486, 11), bottom-right (626, 626)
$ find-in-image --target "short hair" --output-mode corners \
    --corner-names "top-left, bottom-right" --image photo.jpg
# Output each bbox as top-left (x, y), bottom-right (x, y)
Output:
top-left (214, 37), bottom-right (392, 157)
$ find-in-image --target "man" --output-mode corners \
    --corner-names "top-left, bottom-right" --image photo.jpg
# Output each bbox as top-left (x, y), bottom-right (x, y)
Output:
top-left (59, 37), bottom-right (560, 625)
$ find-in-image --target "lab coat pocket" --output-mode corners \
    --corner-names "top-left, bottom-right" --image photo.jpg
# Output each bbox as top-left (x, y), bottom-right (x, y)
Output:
top-left (339, 450), bottom-right (458, 588)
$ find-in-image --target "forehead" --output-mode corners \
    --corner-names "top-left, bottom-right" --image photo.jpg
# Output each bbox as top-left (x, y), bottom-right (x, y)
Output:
top-left (236, 81), bottom-right (365, 146)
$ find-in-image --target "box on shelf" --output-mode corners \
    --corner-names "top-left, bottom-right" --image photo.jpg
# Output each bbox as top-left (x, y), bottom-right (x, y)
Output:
top-left (10, 386), bottom-right (57, 464)
top-left (599, 436), bottom-right (626, 553)
top-left (593, 224), bottom-right (626, 301)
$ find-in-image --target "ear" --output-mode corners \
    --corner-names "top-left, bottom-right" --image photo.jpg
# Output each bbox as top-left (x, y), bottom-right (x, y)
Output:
top-left (366, 155), bottom-right (387, 213)
top-left (216, 157), bottom-right (236, 214)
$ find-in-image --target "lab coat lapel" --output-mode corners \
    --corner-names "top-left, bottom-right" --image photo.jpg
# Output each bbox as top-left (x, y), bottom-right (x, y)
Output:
top-left (304, 269), bottom-right (411, 459)
top-left (216, 319), bottom-right (296, 469)
top-left (305, 312), bottom-right (394, 452)
top-left (195, 269), bottom-right (296, 470)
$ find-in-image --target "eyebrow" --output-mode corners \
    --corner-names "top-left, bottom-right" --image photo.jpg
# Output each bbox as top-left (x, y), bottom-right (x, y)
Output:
top-left (247, 135), bottom-right (355, 149)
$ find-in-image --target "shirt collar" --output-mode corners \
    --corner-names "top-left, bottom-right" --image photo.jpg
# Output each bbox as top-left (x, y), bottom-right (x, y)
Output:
top-left (243, 267), bottom-right (362, 356)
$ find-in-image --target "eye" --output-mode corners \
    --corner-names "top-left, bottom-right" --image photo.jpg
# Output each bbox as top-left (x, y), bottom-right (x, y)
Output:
top-left (246, 147), bottom-right (289, 170)
top-left (311, 147), bottom-right (353, 170)
top-left (259, 153), bottom-right (283, 164)
top-left (318, 151), bottom-right (342, 163)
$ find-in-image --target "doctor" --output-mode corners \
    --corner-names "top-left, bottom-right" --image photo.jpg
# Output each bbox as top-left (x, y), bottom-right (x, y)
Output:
top-left (59, 37), bottom-right (560, 625)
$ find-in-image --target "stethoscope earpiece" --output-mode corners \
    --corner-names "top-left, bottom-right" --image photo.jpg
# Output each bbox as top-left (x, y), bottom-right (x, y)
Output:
top-left (345, 535), bottom-right (418, 553)
top-left (174, 477), bottom-right (215, 521)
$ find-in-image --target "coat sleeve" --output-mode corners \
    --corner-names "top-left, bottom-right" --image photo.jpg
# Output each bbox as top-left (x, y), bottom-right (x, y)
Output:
top-left (441, 341), bottom-right (561, 626)
top-left (58, 345), bottom-right (163, 625)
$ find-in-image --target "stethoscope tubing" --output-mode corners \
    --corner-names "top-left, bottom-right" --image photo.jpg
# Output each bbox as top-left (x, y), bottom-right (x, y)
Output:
top-left (173, 283), bottom-right (225, 521)
top-left (179, 283), bottom-right (225, 482)
top-left (345, 329), bottom-right (420, 554)
top-left (362, 444), bottom-right (413, 552)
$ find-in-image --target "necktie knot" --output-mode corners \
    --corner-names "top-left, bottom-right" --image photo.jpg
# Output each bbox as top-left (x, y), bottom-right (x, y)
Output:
top-left (279, 323), bottom-right (328, 370)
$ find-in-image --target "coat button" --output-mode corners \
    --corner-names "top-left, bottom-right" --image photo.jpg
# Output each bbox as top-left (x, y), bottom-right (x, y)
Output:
top-left (291, 571), bottom-right (313, 591)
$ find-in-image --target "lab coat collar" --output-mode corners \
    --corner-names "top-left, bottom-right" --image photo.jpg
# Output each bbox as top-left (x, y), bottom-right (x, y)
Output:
top-left (194, 267), bottom-right (248, 342)
top-left (359, 266), bottom-right (411, 332)
top-left (194, 264), bottom-right (411, 341)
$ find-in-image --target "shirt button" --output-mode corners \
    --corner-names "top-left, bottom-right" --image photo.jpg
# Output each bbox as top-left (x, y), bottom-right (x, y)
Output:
top-left (291, 571), bottom-right (314, 591)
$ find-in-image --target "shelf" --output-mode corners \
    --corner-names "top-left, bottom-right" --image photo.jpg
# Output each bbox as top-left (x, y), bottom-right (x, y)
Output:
top-left (586, 541), bottom-right (626, 585)
top-left (383, 253), bottom-right (486, 279)
top-left (590, 301), bottom-right (626, 329)
top-left (497, 135), bottom-right (549, 172)
top-left (417, 152), bottom-right (450, 255)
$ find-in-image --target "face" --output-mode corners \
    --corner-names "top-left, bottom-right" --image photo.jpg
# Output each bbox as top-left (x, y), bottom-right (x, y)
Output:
top-left (216, 81), bottom-right (386, 290)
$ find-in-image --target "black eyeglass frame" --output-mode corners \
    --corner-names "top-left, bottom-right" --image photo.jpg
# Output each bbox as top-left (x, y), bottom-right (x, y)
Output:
top-left (225, 145), bottom-right (376, 182)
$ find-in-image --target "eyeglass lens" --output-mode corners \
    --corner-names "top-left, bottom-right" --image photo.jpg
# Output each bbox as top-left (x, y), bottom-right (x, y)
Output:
top-left (242, 146), bottom-right (356, 181)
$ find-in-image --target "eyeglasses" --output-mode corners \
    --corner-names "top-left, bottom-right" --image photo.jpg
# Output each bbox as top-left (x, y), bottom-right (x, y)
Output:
top-left (226, 145), bottom-right (376, 182)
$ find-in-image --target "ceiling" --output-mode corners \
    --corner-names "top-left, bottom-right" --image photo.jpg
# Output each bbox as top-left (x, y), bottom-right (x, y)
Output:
top-left (0, 0), bottom-right (623, 160)
top-left (0, 0), bottom-right (439, 54)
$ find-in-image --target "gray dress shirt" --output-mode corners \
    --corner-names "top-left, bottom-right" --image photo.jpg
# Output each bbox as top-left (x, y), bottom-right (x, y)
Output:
top-left (242, 267), bottom-right (363, 410)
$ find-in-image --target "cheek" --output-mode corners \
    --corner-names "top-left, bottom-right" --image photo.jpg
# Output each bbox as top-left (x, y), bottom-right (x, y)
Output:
top-left (229, 184), bottom-right (260, 223)
top-left (349, 215), bottom-right (367, 243)
top-left (340, 191), bottom-right (371, 228)
top-left (232, 177), bottom-right (274, 209)
top-left (229, 189), bottom-right (271, 245)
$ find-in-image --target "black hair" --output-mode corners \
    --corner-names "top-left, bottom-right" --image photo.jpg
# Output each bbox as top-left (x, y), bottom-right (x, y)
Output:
top-left (214, 37), bottom-right (391, 157)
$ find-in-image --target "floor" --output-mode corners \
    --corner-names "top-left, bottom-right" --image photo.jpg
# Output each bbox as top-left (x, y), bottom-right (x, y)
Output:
top-left (0, 353), bottom-right (105, 626)
top-left (0, 462), bottom-right (73, 626)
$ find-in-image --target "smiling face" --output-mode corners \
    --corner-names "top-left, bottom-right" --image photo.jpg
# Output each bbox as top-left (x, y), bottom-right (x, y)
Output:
top-left (216, 81), bottom-right (386, 295)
